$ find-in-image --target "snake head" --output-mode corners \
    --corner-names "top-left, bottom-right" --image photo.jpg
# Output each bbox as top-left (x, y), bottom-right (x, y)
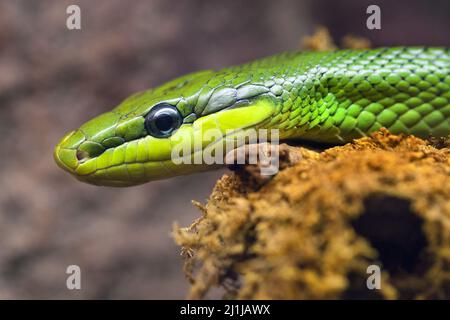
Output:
top-left (54, 70), bottom-right (276, 186)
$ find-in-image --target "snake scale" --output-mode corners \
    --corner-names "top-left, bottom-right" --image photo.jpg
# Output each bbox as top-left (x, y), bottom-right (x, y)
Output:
top-left (55, 47), bottom-right (450, 186)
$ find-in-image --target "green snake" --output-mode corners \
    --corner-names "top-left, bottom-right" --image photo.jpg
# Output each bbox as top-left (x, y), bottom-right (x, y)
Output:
top-left (54, 47), bottom-right (450, 186)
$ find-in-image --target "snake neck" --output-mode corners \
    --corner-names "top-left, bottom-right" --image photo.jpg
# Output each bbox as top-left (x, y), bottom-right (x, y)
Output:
top-left (249, 48), bottom-right (450, 143)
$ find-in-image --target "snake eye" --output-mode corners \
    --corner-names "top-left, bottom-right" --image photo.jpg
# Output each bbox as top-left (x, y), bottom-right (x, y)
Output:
top-left (144, 103), bottom-right (182, 138)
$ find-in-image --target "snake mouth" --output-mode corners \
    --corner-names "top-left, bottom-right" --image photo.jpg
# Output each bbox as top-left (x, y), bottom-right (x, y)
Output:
top-left (55, 135), bottom-right (224, 187)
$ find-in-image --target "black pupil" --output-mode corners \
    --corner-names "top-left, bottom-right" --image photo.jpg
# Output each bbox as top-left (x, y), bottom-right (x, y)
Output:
top-left (145, 104), bottom-right (181, 138)
top-left (155, 113), bottom-right (174, 132)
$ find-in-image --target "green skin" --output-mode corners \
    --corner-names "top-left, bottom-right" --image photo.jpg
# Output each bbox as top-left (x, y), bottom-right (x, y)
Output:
top-left (54, 47), bottom-right (450, 186)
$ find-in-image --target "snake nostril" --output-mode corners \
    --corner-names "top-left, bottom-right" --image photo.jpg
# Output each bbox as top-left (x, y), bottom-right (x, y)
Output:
top-left (76, 149), bottom-right (89, 162)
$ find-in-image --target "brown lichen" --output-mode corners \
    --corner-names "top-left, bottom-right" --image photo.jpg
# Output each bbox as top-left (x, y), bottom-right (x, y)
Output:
top-left (300, 27), bottom-right (372, 51)
top-left (300, 26), bottom-right (337, 51)
top-left (174, 129), bottom-right (450, 299)
top-left (341, 35), bottom-right (372, 49)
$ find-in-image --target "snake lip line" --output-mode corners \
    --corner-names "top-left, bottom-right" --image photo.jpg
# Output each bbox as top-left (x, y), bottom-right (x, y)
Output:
top-left (87, 127), bottom-right (273, 176)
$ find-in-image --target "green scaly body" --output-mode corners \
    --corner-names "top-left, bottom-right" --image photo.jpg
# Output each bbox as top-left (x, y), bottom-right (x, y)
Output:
top-left (55, 47), bottom-right (450, 186)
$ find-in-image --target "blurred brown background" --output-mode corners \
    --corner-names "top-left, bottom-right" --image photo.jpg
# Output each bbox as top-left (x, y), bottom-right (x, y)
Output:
top-left (0, 0), bottom-right (448, 299)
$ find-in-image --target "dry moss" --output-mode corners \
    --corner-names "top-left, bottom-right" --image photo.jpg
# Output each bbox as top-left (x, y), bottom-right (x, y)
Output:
top-left (174, 129), bottom-right (450, 299)
top-left (300, 27), bottom-right (372, 51)
top-left (300, 26), bottom-right (337, 51)
top-left (341, 35), bottom-right (372, 49)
